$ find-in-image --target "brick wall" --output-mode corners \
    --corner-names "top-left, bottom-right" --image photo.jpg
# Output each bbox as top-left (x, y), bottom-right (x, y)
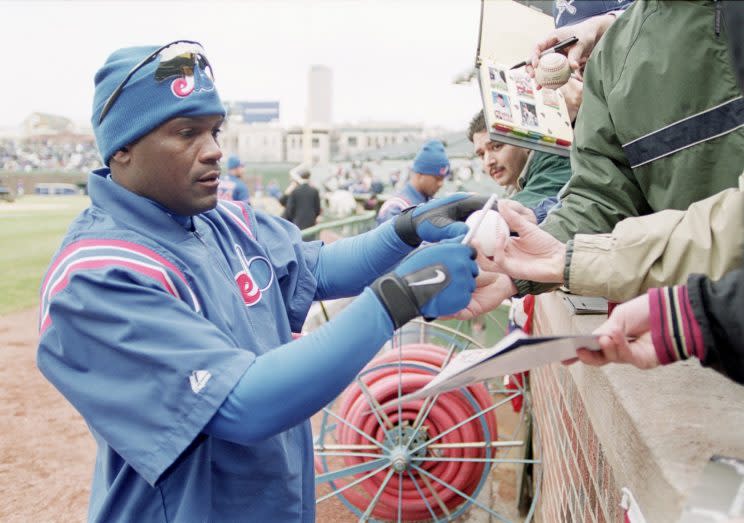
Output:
top-left (531, 364), bottom-right (623, 523)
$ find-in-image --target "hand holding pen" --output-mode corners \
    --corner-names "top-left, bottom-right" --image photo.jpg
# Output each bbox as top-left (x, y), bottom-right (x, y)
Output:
top-left (510, 36), bottom-right (578, 71)
top-left (525, 11), bottom-right (620, 80)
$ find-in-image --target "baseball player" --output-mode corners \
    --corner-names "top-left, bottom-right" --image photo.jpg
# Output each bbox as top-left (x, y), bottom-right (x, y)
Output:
top-left (37, 40), bottom-right (488, 522)
top-left (376, 139), bottom-right (450, 224)
top-left (217, 154), bottom-right (250, 202)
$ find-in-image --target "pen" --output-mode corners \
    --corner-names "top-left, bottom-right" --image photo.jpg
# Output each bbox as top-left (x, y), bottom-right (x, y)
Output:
top-left (509, 36), bottom-right (579, 70)
top-left (461, 194), bottom-right (498, 246)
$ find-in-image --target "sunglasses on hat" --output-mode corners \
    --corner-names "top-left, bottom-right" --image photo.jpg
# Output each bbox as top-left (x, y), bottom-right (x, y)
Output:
top-left (98, 39), bottom-right (215, 124)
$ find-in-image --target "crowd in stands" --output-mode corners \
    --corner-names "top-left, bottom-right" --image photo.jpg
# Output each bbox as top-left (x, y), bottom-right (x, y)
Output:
top-left (0, 138), bottom-right (100, 173)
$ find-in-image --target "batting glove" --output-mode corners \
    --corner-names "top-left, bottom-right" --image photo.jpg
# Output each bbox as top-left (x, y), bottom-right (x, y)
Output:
top-left (371, 241), bottom-right (478, 329)
top-left (394, 192), bottom-right (492, 247)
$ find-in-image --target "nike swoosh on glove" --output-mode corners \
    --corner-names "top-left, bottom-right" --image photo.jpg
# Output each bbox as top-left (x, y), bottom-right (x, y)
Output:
top-left (371, 242), bottom-right (479, 328)
top-left (394, 192), bottom-right (493, 246)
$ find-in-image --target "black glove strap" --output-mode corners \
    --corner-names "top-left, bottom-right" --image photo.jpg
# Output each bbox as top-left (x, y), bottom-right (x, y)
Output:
top-left (393, 206), bottom-right (422, 247)
top-left (371, 273), bottom-right (421, 329)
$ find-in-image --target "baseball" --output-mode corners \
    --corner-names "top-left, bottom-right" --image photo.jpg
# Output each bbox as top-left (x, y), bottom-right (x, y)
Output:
top-left (465, 209), bottom-right (509, 259)
top-left (535, 52), bottom-right (571, 90)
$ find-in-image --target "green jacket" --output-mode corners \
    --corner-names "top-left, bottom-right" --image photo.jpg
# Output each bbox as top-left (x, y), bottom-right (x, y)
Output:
top-left (510, 151), bottom-right (571, 209)
top-left (542, 0), bottom-right (744, 242)
top-left (518, 0), bottom-right (744, 297)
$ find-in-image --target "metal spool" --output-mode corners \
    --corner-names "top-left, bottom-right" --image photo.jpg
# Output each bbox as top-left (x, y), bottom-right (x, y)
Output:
top-left (315, 317), bottom-right (541, 522)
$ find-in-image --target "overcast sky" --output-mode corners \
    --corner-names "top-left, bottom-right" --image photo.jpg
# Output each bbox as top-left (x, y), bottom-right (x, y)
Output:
top-left (2, 0), bottom-right (504, 131)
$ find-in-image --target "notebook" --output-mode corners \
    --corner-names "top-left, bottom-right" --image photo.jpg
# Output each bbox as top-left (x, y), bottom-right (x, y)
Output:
top-left (475, 0), bottom-right (573, 157)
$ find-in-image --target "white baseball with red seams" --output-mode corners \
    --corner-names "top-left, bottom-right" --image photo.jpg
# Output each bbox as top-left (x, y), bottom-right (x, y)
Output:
top-left (465, 209), bottom-right (508, 259)
top-left (535, 52), bottom-right (571, 89)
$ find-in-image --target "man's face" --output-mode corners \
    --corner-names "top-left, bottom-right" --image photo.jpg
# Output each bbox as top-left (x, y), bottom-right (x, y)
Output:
top-left (118, 115), bottom-right (224, 215)
top-left (414, 172), bottom-right (445, 198)
top-left (472, 131), bottom-right (529, 188)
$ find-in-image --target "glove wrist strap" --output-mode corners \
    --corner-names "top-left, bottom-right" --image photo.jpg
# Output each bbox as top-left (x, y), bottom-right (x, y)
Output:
top-left (393, 207), bottom-right (422, 247)
top-left (371, 273), bottom-right (420, 329)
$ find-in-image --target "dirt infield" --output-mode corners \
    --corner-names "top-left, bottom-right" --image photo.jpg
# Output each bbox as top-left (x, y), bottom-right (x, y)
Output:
top-left (0, 308), bottom-right (94, 522)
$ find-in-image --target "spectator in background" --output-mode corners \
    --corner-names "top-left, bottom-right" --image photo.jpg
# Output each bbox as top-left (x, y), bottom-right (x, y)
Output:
top-left (376, 139), bottom-right (449, 224)
top-left (468, 110), bottom-right (571, 212)
top-left (217, 155), bottom-right (250, 203)
top-left (266, 179), bottom-right (282, 200)
top-left (284, 169), bottom-right (321, 230)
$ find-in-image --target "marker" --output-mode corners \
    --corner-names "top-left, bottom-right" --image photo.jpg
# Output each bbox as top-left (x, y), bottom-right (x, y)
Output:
top-left (462, 194), bottom-right (498, 246)
top-left (510, 36), bottom-right (579, 70)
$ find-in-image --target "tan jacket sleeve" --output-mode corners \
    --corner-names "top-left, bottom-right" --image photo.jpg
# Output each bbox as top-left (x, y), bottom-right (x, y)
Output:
top-left (567, 175), bottom-right (744, 302)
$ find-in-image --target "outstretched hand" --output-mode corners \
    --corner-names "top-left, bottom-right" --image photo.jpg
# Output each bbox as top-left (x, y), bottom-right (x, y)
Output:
top-left (476, 200), bottom-right (566, 284)
top-left (571, 294), bottom-right (659, 369)
top-left (450, 271), bottom-right (517, 320)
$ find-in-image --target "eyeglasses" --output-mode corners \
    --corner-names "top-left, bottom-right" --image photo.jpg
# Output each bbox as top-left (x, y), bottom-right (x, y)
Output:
top-left (98, 39), bottom-right (215, 124)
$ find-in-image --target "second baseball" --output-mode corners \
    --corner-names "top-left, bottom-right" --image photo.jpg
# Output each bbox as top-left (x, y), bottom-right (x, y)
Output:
top-left (535, 52), bottom-right (571, 89)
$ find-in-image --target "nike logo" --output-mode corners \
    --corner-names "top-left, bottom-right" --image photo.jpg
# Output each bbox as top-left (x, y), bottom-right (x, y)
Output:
top-left (189, 370), bottom-right (212, 394)
top-left (408, 269), bottom-right (447, 287)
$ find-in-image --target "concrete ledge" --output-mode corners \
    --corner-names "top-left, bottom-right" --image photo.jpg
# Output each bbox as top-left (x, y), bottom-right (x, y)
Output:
top-left (533, 291), bottom-right (744, 522)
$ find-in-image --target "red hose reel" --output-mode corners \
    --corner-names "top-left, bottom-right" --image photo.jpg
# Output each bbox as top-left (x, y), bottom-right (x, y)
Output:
top-left (316, 343), bottom-right (498, 521)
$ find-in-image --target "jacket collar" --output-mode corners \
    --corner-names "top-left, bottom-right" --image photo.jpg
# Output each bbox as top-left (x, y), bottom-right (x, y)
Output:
top-left (88, 168), bottom-right (194, 242)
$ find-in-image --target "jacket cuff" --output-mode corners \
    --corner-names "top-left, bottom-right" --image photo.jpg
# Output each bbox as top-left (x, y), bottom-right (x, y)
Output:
top-left (566, 233), bottom-right (614, 296)
top-left (648, 286), bottom-right (706, 365)
top-left (513, 279), bottom-right (560, 298)
top-left (563, 240), bottom-right (574, 289)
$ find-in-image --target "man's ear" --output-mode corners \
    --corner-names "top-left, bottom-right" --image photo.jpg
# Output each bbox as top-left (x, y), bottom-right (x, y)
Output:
top-left (110, 146), bottom-right (130, 165)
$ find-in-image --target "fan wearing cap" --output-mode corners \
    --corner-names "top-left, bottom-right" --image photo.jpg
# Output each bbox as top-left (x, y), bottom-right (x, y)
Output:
top-left (376, 139), bottom-right (450, 224)
top-left (217, 154), bottom-right (250, 202)
top-left (36, 41), bottom-right (491, 523)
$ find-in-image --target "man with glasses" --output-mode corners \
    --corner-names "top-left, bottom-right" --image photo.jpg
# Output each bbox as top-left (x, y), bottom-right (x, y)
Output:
top-left (37, 41), bottom-right (488, 522)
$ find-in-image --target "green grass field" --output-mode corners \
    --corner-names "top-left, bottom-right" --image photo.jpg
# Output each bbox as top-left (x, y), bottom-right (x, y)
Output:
top-left (0, 195), bottom-right (89, 315)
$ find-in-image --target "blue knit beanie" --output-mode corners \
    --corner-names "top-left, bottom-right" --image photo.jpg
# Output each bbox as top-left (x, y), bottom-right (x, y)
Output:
top-left (92, 41), bottom-right (225, 165)
top-left (227, 155), bottom-right (243, 170)
top-left (412, 140), bottom-right (450, 177)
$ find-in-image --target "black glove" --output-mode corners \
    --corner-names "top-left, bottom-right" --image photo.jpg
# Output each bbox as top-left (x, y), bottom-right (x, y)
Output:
top-left (394, 192), bottom-right (493, 247)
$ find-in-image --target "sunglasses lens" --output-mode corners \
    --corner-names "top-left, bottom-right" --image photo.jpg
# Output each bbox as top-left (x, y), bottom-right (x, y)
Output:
top-left (155, 43), bottom-right (214, 83)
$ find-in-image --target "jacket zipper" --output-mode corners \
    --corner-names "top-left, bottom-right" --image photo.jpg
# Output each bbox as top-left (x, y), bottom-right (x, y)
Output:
top-left (715, 0), bottom-right (721, 38)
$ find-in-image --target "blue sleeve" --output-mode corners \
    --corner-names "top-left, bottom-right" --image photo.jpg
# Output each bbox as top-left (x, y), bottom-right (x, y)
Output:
top-left (253, 210), bottom-right (321, 331)
top-left (37, 268), bottom-right (254, 487)
top-left (314, 220), bottom-right (413, 299)
top-left (204, 288), bottom-right (393, 444)
top-left (235, 181), bottom-right (249, 202)
top-left (532, 196), bottom-right (559, 224)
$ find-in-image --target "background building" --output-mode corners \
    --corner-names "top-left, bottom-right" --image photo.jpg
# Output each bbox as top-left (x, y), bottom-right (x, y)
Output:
top-left (307, 65), bottom-right (333, 126)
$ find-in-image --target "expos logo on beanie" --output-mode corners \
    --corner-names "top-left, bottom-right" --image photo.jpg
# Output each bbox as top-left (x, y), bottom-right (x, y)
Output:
top-left (91, 40), bottom-right (225, 165)
top-left (412, 139), bottom-right (450, 177)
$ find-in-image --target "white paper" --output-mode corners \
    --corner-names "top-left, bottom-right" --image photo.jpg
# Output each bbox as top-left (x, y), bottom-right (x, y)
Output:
top-left (398, 329), bottom-right (600, 401)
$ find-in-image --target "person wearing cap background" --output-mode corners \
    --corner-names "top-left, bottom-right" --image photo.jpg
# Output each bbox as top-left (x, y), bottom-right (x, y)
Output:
top-left (283, 167), bottom-right (321, 230)
top-left (35, 40), bottom-right (491, 522)
top-left (376, 139), bottom-right (450, 224)
top-left (217, 153), bottom-right (250, 202)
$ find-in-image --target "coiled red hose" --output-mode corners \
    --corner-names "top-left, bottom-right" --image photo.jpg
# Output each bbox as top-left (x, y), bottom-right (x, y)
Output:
top-left (316, 344), bottom-right (497, 521)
